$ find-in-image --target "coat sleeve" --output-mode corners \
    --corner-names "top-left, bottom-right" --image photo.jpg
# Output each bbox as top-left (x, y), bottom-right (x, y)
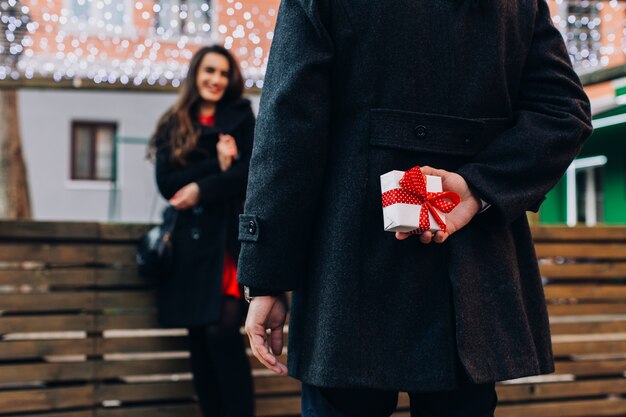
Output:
top-left (195, 107), bottom-right (256, 205)
top-left (456, 0), bottom-right (593, 225)
top-left (155, 142), bottom-right (221, 200)
top-left (236, 0), bottom-right (334, 291)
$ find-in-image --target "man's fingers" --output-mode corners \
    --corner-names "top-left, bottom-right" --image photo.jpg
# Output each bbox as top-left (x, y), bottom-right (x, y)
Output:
top-left (270, 327), bottom-right (284, 356)
top-left (395, 231), bottom-right (411, 240)
top-left (433, 231), bottom-right (448, 243)
top-left (251, 336), bottom-right (287, 375)
top-left (419, 231), bottom-right (433, 244)
top-left (247, 327), bottom-right (280, 371)
top-left (244, 297), bottom-right (288, 375)
top-left (420, 166), bottom-right (447, 178)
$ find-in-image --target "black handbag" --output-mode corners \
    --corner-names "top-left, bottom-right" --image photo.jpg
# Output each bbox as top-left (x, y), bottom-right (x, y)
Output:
top-left (136, 205), bottom-right (178, 279)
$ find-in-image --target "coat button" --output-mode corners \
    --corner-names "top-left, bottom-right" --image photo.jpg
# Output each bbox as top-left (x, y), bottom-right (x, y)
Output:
top-left (414, 125), bottom-right (428, 140)
top-left (191, 228), bottom-right (201, 240)
top-left (248, 221), bottom-right (257, 235)
top-left (465, 138), bottom-right (472, 144)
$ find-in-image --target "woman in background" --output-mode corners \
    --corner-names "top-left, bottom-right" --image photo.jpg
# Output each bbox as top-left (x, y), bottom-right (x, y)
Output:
top-left (149, 44), bottom-right (254, 417)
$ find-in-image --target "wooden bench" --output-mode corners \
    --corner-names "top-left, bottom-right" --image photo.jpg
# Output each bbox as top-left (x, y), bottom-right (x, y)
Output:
top-left (0, 222), bottom-right (625, 417)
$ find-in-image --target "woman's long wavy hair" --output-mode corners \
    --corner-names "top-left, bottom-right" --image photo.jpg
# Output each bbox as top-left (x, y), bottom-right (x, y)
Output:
top-left (148, 45), bottom-right (244, 164)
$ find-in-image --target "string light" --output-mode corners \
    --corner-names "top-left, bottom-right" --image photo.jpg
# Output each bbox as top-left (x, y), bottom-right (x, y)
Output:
top-left (556, 0), bottom-right (625, 74)
top-left (0, 0), bottom-right (277, 87)
top-left (1, 0), bottom-right (625, 86)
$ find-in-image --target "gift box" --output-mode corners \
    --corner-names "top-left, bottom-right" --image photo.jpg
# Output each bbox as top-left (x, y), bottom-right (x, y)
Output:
top-left (380, 166), bottom-right (460, 234)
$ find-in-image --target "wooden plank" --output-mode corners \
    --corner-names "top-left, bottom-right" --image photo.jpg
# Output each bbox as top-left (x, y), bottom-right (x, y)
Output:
top-left (0, 339), bottom-right (93, 359)
top-left (540, 263), bottom-right (626, 279)
top-left (497, 378), bottom-right (626, 401)
top-left (552, 340), bottom-right (626, 356)
top-left (548, 304), bottom-right (626, 316)
top-left (97, 359), bottom-right (191, 378)
top-left (0, 315), bottom-right (94, 333)
top-left (255, 375), bottom-right (301, 395)
top-left (551, 321), bottom-right (626, 335)
top-left (10, 412), bottom-right (93, 417)
top-left (98, 224), bottom-right (152, 242)
top-left (0, 243), bottom-right (96, 264)
top-left (535, 243), bottom-right (626, 259)
top-left (495, 398), bottom-right (626, 417)
top-left (0, 359), bottom-right (193, 384)
top-left (96, 404), bottom-right (200, 417)
top-left (0, 220), bottom-right (99, 240)
top-left (0, 362), bottom-right (94, 383)
top-left (96, 245), bottom-right (138, 265)
top-left (96, 315), bottom-right (160, 331)
top-left (95, 381), bottom-right (195, 402)
top-left (545, 285), bottom-right (626, 300)
top-left (397, 392), bottom-right (409, 408)
top-left (256, 396), bottom-right (300, 417)
top-left (0, 269), bottom-right (96, 286)
top-left (0, 269), bottom-right (149, 288)
top-left (95, 269), bottom-right (148, 287)
top-left (0, 291), bottom-right (156, 313)
top-left (97, 337), bottom-right (188, 354)
top-left (0, 293), bottom-right (95, 312)
top-left (555, 359), bottom-right (626, 376)
top-left (96, 292), bottom-right (156, 310)
top-left (531, 226), bottom-right (626, 241)
top-left (0, 386), bottom-right (93, 413)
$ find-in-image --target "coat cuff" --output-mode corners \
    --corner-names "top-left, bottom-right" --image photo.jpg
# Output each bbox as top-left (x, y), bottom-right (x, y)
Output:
top-left (239, 214), bottom-right (260, 242)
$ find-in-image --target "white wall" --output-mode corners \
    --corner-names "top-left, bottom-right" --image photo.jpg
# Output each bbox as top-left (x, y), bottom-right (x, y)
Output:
top-left (18, 88), bottom-right (260, 223)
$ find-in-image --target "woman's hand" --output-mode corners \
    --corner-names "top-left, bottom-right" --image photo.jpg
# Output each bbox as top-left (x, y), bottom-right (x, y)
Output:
top-left (169, 183), bottom-right (200, 209)
top-left (217, 134), bottom-right (239, 172)
top-left (395, 166), bottom-right (481, 244)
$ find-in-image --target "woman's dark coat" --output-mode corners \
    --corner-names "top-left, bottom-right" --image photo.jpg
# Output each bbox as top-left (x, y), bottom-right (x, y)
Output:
top-left (155, 98), bottom-right (255, 328)
top-left (237, 0), bottom-right (593, 391)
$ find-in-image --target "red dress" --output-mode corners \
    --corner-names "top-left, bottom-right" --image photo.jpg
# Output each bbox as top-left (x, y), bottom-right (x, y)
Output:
top-left (199, 113), bottom-right (241, 299)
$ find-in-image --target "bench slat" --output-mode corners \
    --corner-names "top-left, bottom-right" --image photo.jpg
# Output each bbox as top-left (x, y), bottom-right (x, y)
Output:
top-left (496, 397), bottom-right (626, 417)
top-left (0, 386), bottom-right (93, 413)
top-left (497, 378), bottom-right (626, 401)
top-left (0, 243), bottom-right (96, 263)
top-left (535, 243), bottom-right (626, 259)
top-left (0, 339), bottom-right (93, 359)
top-left (540, 263), bottom-right (626, 279)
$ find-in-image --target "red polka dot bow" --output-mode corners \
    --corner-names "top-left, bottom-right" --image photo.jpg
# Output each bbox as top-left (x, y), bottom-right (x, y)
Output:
top-left (381, 166), bottom-right (460, 233)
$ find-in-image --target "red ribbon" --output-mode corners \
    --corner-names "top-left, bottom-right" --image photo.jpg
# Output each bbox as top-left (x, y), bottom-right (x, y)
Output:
top-left (381, 166), bottom-right (460, 233)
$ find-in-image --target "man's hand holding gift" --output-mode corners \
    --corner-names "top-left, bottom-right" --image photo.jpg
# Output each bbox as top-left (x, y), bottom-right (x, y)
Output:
top-left (390, 166), bottom-right (481, 244)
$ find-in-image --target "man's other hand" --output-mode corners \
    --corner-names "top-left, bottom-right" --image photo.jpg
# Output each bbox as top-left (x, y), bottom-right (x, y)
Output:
top-left (244, 295), bottom-right (288, 375)
top-left (396, 166), bottom-right (481, 244)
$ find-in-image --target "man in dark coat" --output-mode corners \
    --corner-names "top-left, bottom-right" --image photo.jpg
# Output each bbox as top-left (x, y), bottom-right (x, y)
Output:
top-left (237, 0), bottom-right (592, 414)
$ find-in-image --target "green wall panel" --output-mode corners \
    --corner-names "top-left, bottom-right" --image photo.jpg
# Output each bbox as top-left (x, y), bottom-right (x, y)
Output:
top-left (540, 178), bottom-right (566, 224)
top-left (539, 117), bottom-right (626, 225)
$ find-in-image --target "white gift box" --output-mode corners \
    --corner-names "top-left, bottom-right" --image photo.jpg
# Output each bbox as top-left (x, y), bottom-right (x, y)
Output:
top-left (380, 170), bottom-right (445, 233)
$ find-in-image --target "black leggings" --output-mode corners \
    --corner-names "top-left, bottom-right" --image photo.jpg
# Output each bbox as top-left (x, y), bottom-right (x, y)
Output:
top-left (188, 297), bottom-right (254, 417)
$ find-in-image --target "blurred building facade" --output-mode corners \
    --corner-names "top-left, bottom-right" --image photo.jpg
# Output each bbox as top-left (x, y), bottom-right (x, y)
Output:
top-left (541, 0), bottom-right (626, 226)
top-left (3, 0), bottom-right (626, 224)
top-left (4, 0), bottom-right (275, 222)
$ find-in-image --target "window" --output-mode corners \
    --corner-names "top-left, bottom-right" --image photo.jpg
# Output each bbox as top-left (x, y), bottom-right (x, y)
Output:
top-left (155, 0), bottom-right (212, 37)
top-left (66, 0), bottom-right (133, 34)
top-left (575, 167), bottom-right (604, 225)
top-left (71, 122), bottom-right (116, 181)
top-left (566, 156), bottom-right (607, 226)
top-left (565, 2), bottom-right (602, 72)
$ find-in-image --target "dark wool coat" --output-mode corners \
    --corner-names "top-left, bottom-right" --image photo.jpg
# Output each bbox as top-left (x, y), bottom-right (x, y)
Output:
top-left (237, 0), bottom-right (592, 391)
top-left (155, 98), bottom-right (255, 328)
